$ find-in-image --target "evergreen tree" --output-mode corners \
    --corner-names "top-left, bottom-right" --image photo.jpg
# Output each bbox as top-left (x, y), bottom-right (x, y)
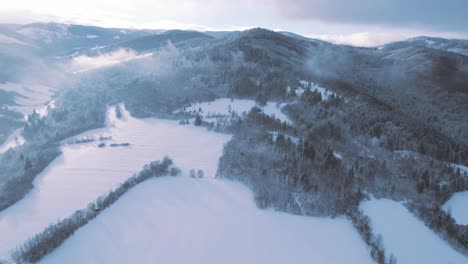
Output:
top-left (194, 114), bottom-right (202, 126)
top-left (24, 158), bottom-right (32, 171)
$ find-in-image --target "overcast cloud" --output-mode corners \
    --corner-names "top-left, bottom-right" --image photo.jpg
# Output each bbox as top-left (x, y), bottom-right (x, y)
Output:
top-left (0, 0), bottom-right (467, 47)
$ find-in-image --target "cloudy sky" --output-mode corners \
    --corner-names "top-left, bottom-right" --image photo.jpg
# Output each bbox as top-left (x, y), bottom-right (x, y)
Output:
top-left (1, 0), bottom-right (467, 46)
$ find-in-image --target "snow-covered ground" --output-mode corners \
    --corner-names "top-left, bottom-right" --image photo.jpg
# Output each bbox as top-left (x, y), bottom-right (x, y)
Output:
top-left (0, 128), bottom-right (25, 154)
top-left (184, 98), bottom-right (291, 124)
top-left (0, 103), bottom-right (374, 263)
top-left (0, 106), bottom-right (230, 258)
top-left (361, 199), bottom-right (467, 264)
top-left (443, 191), bottom-right (468, 225)
top-left (40, 177), bottom-right (373, 264)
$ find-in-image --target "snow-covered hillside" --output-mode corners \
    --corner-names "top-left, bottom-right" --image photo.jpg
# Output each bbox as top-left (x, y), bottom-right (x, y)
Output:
top-left (361, 199), bottom-right (467, 264)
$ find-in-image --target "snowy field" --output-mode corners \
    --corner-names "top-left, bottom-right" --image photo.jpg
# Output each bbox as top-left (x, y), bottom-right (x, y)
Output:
top-left (361, 199), bottom-right (467, 264)
top-left (0, 105), bottom-right (230, 258)
top-left (0, 103), bottom-right (374, 263)
top-left (184, 98), bottom-right (291, 124)
top-left (443, 191), bottom-right (468, 225)
top-left (40, 177), bottom-right (373, 264)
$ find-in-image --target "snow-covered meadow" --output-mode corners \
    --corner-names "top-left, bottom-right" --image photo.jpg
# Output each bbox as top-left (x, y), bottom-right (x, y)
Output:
top-left (361, 199), bottom-right (467, 264)
top-left (41, 177), bottom-right (373, 264)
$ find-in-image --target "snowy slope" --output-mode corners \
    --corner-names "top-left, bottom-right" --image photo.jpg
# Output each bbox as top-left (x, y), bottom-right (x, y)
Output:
top-left (443, 191), bottom-right (468, 225)
top-left (40, 177), bottom-right (373, 264)
top-left (361, 199), bottom-right (467, 264)
top-left (0, 105), bottom-right (230, 258)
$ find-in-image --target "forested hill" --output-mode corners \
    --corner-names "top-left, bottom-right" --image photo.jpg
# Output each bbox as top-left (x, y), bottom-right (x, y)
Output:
top-left (1, 24), bottom-right (468, 260)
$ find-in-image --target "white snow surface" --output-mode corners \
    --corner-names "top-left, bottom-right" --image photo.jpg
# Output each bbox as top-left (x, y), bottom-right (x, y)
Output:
top-left (443, 191), bottom-right (468, 225)
top-left (185, 98), bottom-right (291, 124)
top-left (41, 177), bottom-right (373, 264)
top-left (0, 128), bottom-right (25, 154)
top-left (361, 199), bottom-right (467, 264)
top-left (0, 106), bottom-right (230, 258)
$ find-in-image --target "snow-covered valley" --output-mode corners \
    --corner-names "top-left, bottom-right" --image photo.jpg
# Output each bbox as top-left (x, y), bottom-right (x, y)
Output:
top-left (0, 103), bottom-right (373, 263)
top-left (1, 22), bottom-right (468, 264)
